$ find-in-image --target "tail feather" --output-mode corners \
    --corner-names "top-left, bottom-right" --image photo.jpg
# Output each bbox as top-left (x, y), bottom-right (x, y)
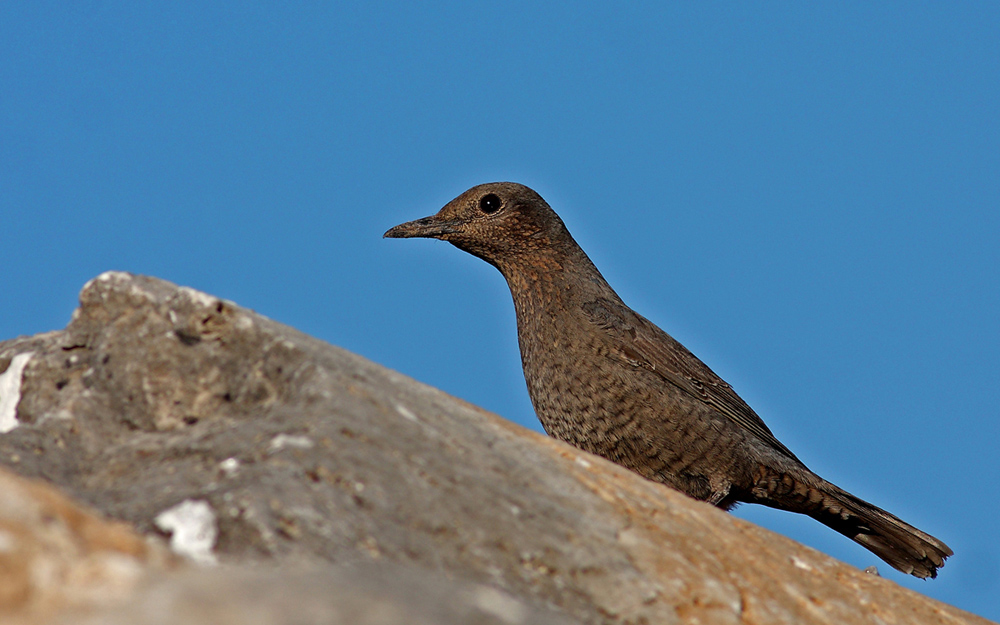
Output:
top-left (823, 485), bottom-right (952, 579)
top-left (753, 473), bottom-right (952, 578)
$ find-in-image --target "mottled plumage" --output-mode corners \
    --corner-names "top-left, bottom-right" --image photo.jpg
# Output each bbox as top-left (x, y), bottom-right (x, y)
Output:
top-left (385, 182), bottom-right (951, 578)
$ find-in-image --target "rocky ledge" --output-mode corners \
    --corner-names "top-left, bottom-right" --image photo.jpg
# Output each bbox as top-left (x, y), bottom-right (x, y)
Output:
top-left (0, 272), bottom-right (988, 625)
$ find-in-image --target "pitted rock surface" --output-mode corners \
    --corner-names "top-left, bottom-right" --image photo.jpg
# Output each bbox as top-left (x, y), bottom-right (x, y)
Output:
top-left (0, 273), bottom-right (988, 625)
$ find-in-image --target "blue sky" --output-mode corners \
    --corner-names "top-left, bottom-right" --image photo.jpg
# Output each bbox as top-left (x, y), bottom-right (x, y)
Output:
top-left (2, 2), bottom-right (998, 618)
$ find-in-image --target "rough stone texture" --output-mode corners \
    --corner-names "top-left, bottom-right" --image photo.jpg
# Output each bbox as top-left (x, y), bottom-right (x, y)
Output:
top-left (0, 272), bottom-right (991, 625)
top-left (0, 467), bottom-right (173, 625)
top-left (64, 563), bottom-right (579, 625)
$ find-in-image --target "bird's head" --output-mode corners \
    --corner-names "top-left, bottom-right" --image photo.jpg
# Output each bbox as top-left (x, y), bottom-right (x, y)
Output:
top-left (383, 182), bottom-right (571, 269)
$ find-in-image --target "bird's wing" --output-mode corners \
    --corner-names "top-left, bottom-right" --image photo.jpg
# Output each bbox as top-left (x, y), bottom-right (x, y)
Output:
top-left (581, 297), bottom-right (801, 462)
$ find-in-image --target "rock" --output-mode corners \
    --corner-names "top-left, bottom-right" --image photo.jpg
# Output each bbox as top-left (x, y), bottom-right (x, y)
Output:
top-left (64, 562), bottom-right (578, 625)
top-left (0, 467), bottom-right (173, 625)
top-left (0, 272), bottom-right (990, 625)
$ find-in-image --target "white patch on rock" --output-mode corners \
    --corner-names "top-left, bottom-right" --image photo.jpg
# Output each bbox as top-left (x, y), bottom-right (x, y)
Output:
top-left (574, 456), bottom-right (592, 469)
top-left (790, 555), bottom-right (813, 571)
top-left (268, 434), bottom-right (314, 452)
top-left (154, 499), bottom-right (219, 565)
top-left (471, 586), bottom-right (528, 624)
top-left (219, 457), bottom-right (241, 476)
top-left (0, 352), bottom-right (33, 434)
top-left (395, 403), bottom-right (419, 422)
top-left (83, 270), bottom-right (130, 292)
top-left (617, 527), bottom-right (643, 548)
top-left (35, 408), bottom-right (74, 425)
top-left (178, 286), bottom-right (218, 309)
top-left (98, 270), bottom-right (129, 281)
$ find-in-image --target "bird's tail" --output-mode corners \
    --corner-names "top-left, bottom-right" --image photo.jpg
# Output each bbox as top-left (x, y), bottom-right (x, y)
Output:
top-left (753, 472), bottom-right (952, 579)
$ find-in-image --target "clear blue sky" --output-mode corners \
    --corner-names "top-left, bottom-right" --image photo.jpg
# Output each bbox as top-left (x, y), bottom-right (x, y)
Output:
top-left (2, 3), bottom-right (997, 619)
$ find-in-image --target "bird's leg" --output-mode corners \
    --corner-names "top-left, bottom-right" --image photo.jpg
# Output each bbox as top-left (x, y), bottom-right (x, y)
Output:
top-left (705, 483), bottom-right (731, 507)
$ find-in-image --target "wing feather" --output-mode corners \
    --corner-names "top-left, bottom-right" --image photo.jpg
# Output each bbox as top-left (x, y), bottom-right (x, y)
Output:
top-left (582, 297), bottom-right (800, 462)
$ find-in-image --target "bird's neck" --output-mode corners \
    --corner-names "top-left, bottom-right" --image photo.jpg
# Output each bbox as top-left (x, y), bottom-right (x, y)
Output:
top-left (497, 244), bottom-right (620, 331)
top-left (496, 244), bottom-right (622, 407)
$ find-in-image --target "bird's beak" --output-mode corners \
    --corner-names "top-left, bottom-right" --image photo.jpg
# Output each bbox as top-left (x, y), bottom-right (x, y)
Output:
top-left (383, 215), bottom-right (459, 239)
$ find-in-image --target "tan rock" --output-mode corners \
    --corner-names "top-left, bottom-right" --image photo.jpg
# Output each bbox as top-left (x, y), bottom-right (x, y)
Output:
top-left (65, 563), bottom-right (579, 625)
top-left (0, 468), bottom-right (173, 625)
top-left (0, 273), bottom-right (991, 624)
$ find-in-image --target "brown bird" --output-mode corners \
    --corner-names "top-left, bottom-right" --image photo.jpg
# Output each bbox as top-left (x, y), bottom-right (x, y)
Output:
top-left (384, 182), bottom-right (952, 578)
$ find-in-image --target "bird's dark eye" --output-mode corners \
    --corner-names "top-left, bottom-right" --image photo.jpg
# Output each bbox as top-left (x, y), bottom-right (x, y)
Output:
top-left (479, 193), bottom-right (502, 214)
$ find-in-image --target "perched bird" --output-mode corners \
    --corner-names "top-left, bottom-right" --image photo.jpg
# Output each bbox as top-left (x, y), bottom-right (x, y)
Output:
top-left (384, 182), bottom-right (952, 578)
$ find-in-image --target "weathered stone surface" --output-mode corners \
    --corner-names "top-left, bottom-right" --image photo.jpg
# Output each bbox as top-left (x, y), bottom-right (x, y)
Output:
top-left (65, 563), bottom-right (578, 625)
top-left (0, 272), bottom-right (991, 624)
top-left (0, 467), bottom-right (173, 625)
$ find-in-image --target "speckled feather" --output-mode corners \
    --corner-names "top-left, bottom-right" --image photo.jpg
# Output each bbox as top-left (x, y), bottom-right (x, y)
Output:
top-left (385, 182), bottom-right (952, 579)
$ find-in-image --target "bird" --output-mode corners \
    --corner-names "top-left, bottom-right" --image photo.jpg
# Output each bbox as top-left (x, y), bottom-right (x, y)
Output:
top-left (384, 181), bottom-right (952, 578)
